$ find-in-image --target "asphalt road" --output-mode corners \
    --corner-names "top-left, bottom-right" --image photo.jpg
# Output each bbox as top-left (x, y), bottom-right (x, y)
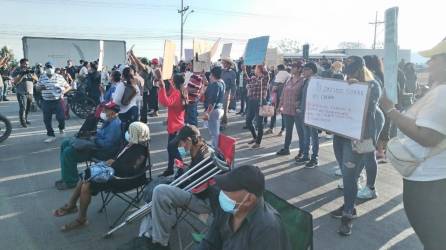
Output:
top-left (0, 96), bottom-right (422, 250)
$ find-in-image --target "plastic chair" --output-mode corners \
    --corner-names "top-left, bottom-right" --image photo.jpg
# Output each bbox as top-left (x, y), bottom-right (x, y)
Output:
top-left (217, 133), bottom-right (236, 167)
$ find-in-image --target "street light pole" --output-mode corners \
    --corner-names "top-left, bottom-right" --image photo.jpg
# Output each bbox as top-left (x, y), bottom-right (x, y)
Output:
top-left (178, 0), bottom-right (190, 60)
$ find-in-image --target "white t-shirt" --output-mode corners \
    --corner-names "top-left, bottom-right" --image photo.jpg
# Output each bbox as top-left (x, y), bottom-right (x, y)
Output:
top-left (112, 81), bottom-right (140, 114)
top-left (79, 66), bottom-right (88, 77)
top-left (274, 70), bottom-right (291, 84)
top-left (405, 84), bottom-right (446, 182)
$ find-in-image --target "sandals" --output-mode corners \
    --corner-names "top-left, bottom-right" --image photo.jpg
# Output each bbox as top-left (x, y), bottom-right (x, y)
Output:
top-left (61, 218), bottom-right (88, 232)
top-left (53, 204), bottom-right (78, 217)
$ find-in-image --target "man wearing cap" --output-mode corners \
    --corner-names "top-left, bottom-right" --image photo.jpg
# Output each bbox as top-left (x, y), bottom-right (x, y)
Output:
top-left (118, 125), bottom-right (219, 250)
top-left (12, 58), bottom-right (38, 127)
top-left (55, 101), bottom-right (122, 190)
top-left (36, 62), bottom-right (71, 142)
top-left (196, 165), bottom-right (291, 250)
top-left (295, 62), bottom-right (320, 168)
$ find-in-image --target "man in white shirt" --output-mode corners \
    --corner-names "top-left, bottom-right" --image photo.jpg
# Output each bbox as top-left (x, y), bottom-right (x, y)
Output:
top-left (37, 62), bottom-right (71, 143)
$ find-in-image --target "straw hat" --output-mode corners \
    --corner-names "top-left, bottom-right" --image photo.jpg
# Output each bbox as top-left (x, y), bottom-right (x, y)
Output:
top-left (419, 37), bottom-right (446, 58)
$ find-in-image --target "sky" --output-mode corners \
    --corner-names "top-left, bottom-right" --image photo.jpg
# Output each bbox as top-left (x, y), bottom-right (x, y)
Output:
top-left (1, 0), bottom-right (445, 61)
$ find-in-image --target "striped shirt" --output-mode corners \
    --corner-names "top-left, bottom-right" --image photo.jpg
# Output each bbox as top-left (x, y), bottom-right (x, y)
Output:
top-left (37, 74), bottom-right (69, 101)
top-left (246, 74), bottom-right (270, 100)
top-left (187, 74), bottom-right (203, 103)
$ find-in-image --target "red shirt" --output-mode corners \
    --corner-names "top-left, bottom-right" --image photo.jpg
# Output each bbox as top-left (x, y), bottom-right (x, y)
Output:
top-left (158, 86), bottom-right (185, 134)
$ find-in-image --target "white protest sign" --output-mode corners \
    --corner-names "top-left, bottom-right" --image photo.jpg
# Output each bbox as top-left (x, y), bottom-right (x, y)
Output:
top-left (97, 40), bottom-right (104, 71)
top-left (193, 39), bottom-right (213, 72)
top-left (384, 7), bottom-right (399, 103)
top-left (221, 43), bottom-right (232, 59)
top-left (209, 38), bottom-right (221, 61)
top-left (265, 48), bottom-right (279, 67)
top-left (162, 40), bottom-right (176, 80)
top-left (184, 49), bottom-right (193, 61)
top-left (304, 77), bottom-right (371, 140)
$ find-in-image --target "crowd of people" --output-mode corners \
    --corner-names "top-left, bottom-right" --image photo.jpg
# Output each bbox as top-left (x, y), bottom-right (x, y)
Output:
top-left (0, 37), bottom-right (444, 249)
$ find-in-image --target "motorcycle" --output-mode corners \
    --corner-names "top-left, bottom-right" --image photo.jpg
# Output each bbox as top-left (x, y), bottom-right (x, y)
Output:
top-left (0, 113), bottom-right (12, 143)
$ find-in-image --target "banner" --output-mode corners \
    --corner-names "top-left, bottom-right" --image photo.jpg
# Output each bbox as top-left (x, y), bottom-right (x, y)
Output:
top-left (304, 77), bottom-right (371, 140)
top-left (243, 36), bottom-right (270, 65)
top-left (184, 49), bottom-right (193, 61)
top-left (384, 7), bottom-right (399, 103)
top-left (221, 43), bottom-right (232, 59)
top-left (162, 40), bottom-right (176, 80)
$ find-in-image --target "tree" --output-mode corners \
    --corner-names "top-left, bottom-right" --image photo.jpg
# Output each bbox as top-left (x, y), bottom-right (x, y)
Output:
top-left (276, 39), bottom-right (301, 54)
top-left (337, 42), bottom-right (367, 49)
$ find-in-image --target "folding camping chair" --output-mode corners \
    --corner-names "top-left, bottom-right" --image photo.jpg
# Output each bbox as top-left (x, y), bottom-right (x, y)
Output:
top-left (97, 141), bottom-right (153, 228)
top-left (264, 190), bottom-right (314, 250)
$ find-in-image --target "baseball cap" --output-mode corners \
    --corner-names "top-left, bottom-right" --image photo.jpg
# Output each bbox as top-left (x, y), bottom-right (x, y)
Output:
top-left (169, 125), bottom-right (201, 146)
top-left (45, 61), bottom-right (54, 68)
top-left (215, 165), bottom-right (265, 197)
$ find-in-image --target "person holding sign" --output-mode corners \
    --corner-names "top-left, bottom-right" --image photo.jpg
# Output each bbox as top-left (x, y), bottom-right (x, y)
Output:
top-left (381, 40), bottom-right (446, 249)
top-left (329, 56), bottom-right (384, 236)
top-left (246, 65), bottom-right (270, 149)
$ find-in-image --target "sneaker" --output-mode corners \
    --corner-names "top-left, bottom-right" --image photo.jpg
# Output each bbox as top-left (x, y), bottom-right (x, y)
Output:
top-left (44, 136), bottom-right (57, 143)
top-left (59, 129), bottom-right (65, 136)
top-left (277, 130), bottom-right (284, 137)
top-left (294, 153), bottom-right (303, 161)
top-left (334, 168), bottom-right (342, 177)
top-left (357, 186), bottom-right (378, 200)
top-left (159, 170), bottom-right (174, 177)
top-left (247, 139), bottom-right (257, 145)
top-left (338, 216), bottom-right (353, 236)
top-left (26, 120), bottom-right (31, 125)
top-left (295, 157), bottom-right (310, 164)
top-left (304, 159), bottom-right (318, 168)
top-left (330, 206), bottom-right (358, 219)
top-left (20, 121), bottom-right (27, 128)
top-left (337, 180), bottom-right (344, 189)
top-left (264, 129), bottom-right (273, 135)
top-left (251, 143), bottom-right (260, 149)
top-left (276, 149), bottom-right (290, 156)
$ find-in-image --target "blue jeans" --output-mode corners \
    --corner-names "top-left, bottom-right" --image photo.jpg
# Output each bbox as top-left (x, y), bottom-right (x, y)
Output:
top-left (185, 102), bottom-right (198, 126)
top-left (208, 108), bottom-right (224, 148)
top-left (42, 99), bottom-right (65, 136)
top-left (334, 136), bottom-right (368, 215)
top-left (246, 98), bottom-right (263, 144)
top-left (167, 132), bottom-right (181, 173)
top-left (283, 114), bottom-right (304, 152)
top-left (119, 106), bottom-right (139, 132)
top-left (17, 93), bottom-right (33, 123)
top-left (302, 124), bottom-right (319, 160)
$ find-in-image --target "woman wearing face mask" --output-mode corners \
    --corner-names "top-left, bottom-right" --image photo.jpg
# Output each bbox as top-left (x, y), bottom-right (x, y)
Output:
top-left (329, 56), bottom-right (384, 236)
top-left (158, 73), bottom-right (187, 177)
top-left (113, 67), bottom-right (141, 132)
top-left (53, 122), bottom-right (149, 231)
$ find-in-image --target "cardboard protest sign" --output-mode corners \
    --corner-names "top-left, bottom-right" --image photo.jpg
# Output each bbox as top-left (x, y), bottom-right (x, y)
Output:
top-left (161, 40), bottom-right (176, 80)
top-left (265, 48), bottom-right (279, 67)
top-left (243, 36), bottom-right (270, 65)
top-left (384, 7), bottom-right (399, 103)
top-left (210, 38), bottom-right (221, 60)
top-left (193, 39), bottom-right (213, 72)
top-left (221, 43), bottom-right (232, 59)
top-left (304, 77), bottom-right (371, 140)
top-left (184, 49), bottom-right (193, 61)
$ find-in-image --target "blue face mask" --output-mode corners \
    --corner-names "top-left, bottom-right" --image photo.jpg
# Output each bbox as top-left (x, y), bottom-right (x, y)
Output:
top-left (125, 131), bottom-right (130, 142)
top-left (219, 191), bottom-right (238, 214)
top-left (178, 146), bottom-right (188, 158)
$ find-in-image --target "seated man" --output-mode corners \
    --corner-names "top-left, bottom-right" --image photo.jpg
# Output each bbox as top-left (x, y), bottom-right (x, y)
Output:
top-left (197, 165), bottom-right (292, 250)
top-left (118, 125), bottom-right (221, 250)
top-left (53, 122), bottom-right (150, 231)
top-left (55, 101), bottom-right (123, 190)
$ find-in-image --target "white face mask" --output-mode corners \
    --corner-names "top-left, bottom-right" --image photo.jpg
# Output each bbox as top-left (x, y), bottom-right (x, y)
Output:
top-left (100, 112), bottom-right (107, 121)
top-left (45, 68), bottom-right (55, 76)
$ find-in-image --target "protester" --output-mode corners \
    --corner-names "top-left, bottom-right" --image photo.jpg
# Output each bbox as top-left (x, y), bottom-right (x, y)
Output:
top-left (0, 55), bottom-right (9, 102)
top-left (36, 62), bottom-right (71, 143)
top-left (129, 51), bottom-right (153, 123)
top-left (85, 62), bottom-right (101, 104)
top-left (197, 165), bottom-right (292, 250)
top-left (276, 62), bottom-right (305, 156)
top-left (103, 70), bottom-right (121, 103)
top-left (236, 60), bottom-right (247, 115)
top-left (403, 62), bottom-right (418, 94)
top-left (55, 101), bottom-right (122, 190)
top-left (330, 56), bottom-right (384, 236)
top-left (220, 59), bottom-right (237, 130)
top-left (265, 64), bottom-right (290, 136)
top-left (148, 58), bottom-right (160, 117)
top-left (113, 67), bottom-right (141, 132)
top-left (203, 66), bottom-right (225, 148)
top-left (65, 59), bottom-right (77, 80)
top-left (245, 65), bottom-right (270, 149)
top-left (12, 58), bottom-right (38, 127)
top-left (158, 73), bottom-right (187, 177)
top-left (296, 62), bottom-right (319, 168)
top-left (381, 40), bottom-right (446, 249)
top-left (120, 125), bottom-right (219, 250)
top-left (53, 122), bottom-right (149, 232)
top-left (185, 71), bottom-right (205, 126)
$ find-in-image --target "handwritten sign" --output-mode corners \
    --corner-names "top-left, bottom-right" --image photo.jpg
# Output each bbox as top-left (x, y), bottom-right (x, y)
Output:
top-left (384, 7), bottom-right (399, 103)
top-left (221, 43), bottom-right (232, 59)
top-left (193, 39), bottom-right (213, 72)
top-left (162, 40), bottom-right (176, 80)
top-left (304, 77), bottom-right (371, 140)
top-left (184, 49), bottom-right (193, 61)
top-left (243, 36), bottom-right (270, 65)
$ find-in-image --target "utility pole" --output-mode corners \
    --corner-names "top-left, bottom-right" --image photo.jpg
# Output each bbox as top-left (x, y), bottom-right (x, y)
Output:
top-left (369, 11), bottom-right (385, 50)
top-left (178, 0), bottom-right (193, 60)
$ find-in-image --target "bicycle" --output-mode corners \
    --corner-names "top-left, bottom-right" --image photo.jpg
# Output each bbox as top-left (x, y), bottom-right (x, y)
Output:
top-left (0, 113), bottom-right (12, 143)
